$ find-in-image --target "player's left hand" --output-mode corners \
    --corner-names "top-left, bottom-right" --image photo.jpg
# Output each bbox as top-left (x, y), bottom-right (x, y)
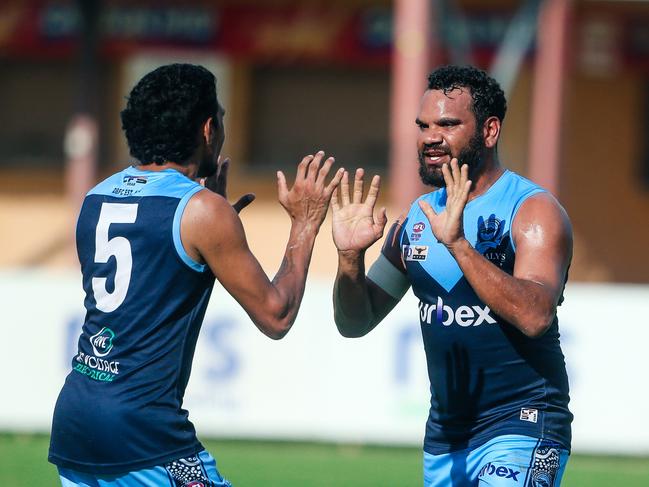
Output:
top-left (418, 158), bottom-right (471, 249)
top-left (200, 156), bottom-right (256, 213)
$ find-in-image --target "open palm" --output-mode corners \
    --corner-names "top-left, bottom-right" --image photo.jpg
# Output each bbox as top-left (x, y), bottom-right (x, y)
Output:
top-left (419, 158), bottom-right (472, 247)
top-left (332, 169), bottom-right (387, 252)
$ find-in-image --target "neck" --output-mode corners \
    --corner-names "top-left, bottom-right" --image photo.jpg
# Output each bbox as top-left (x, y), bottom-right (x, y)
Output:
top-left (136, 160), bottom-right (198, 179)
top-left (467, 155), bottom-right (504, 202)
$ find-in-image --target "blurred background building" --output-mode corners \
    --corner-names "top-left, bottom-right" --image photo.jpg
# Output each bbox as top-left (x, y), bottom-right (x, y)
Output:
top-left (1, 0), bottom-right (648, 282)
top-left (1, 0), bottom-right (649, 463)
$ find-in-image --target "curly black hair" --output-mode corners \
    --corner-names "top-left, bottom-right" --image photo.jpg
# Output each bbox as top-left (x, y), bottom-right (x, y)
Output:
top-left (427, 65), bottom-right (506, 126)
top-left (120, 63), bottom-right (218, 165)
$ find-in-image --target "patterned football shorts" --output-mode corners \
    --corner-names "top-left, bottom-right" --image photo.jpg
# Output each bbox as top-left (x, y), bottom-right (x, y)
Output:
top-left (423, 435), bottom-right (569, 487)
top-left (59, 450), bottom-right (232, 487)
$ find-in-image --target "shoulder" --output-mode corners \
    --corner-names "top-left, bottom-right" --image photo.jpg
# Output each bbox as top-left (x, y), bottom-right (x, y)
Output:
top-left (186, 187), bottom-right (233, 216)
top-left (183, 189), bottom-right (245, 251)
top-left (512, 192), bottom-right (573, 246)
top-left (515, 191), bottom-right (570, 224)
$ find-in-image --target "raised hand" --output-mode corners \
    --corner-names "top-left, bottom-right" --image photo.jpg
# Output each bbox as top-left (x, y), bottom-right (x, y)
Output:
top-left (418, 158), bottom-right (471, 248)
top-left (277, 151), bottom-right (344, 229)
top-left (201, 156), bottom-right (256, 213)
top-left (331, 168), bottom-right (387, 252)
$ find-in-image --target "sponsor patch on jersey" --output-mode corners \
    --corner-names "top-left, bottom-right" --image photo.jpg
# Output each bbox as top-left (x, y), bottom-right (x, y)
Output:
top-left (413, 222), bottom-right (426, 233)
top-left (123, 175), bottom-right (148, 186)
top-left (403, 245), bottom-right (428, 261)
top-left (409, 222), bottom-right (426, 241)
top-left (478, 462), bottom-right (521, 482)
top-left (520, 408), bottom-right (538, 423)
top-left (89, 327), bottom-right (115, 357)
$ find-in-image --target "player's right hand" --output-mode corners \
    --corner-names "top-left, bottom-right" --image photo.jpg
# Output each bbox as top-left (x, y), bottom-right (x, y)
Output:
top-left (331, 168), bottom-right (387, 253)
top-left (276, 151), bottom-right (344, 230)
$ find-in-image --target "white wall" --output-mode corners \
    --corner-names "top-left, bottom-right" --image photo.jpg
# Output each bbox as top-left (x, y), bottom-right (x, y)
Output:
top-left (1, 271), bottom-right (647, 455)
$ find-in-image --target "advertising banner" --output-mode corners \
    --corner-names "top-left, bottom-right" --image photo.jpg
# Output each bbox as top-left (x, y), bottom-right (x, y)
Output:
top-left (1, 271), bottom-right (647, 454)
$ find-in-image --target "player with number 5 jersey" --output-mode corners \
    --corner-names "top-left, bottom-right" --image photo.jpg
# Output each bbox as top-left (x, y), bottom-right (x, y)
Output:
top-left (49, 64), bottom-right (343, 486)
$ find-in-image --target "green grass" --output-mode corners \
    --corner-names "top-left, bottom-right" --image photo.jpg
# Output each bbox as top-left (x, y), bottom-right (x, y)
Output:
top-left (1, 434), bottom-right (647, 486)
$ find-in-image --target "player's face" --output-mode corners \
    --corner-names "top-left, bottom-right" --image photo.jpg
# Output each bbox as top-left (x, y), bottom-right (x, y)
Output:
top-left (197, 104), bottom-right (225, 178)
top-left (416, 88), bottom-right (485, 187)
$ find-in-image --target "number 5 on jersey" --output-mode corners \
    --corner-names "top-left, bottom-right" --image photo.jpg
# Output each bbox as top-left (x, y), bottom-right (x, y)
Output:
top-left (92, 203), bottom-right (138, 313)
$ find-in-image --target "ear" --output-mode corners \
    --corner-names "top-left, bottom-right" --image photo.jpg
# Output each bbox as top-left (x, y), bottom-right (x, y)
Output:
top-left (482, 116), bottom-right (501, 149)
top-left (202, 117), bottom-right (214, 144)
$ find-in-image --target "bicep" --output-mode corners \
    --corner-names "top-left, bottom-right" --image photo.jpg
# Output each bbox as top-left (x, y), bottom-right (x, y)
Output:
top-left (512, 194), bottom-right (573, 301)
top-left (183, 193), bottom-right (277, 315)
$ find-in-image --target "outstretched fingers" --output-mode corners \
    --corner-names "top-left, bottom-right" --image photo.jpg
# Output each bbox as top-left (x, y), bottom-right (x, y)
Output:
top-left (307, 151), bottom-right (325, 180)
top-left (373, 206), bottom-right (388, 236)
top-left (296, 154), bottom-right (315, 181)
top-left (458, 162), bottom-right (472, 207)
top-left (277, 170), bottom-right (289, 204)
top-left (352, 168), bottom-right (365, 204)
top-left (325, 167), bottom-right (345, 199)
top-left (316, 155), bottom-right (335, 188)
top-left (340, 170), bottom-right (351, 206)
top-left (418, 200), bottom-right (438, 223)
top-left (232, 193), bottom-right (256, 213)
top-left (216, 156), bottom-right (230, 190)
top-left (365, 175), bottom-right (381, 209)
top-left (331, 187), bottom-right (340, 212)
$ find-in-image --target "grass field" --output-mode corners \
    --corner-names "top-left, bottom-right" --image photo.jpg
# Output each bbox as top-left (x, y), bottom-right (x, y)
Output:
top-left (1, 434), bottom-right (647, 486)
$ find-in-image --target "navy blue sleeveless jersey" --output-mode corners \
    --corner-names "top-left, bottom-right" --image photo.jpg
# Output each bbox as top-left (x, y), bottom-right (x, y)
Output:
top-left (398, 170), bottom-right (572, 455)
top-left (49, 166), bottom-right (215, 474)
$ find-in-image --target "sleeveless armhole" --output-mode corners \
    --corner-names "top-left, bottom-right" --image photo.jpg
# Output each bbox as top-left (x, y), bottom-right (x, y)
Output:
top-left (172, 186), bottom-right (207, 272)
top-left (510, 188), bottom-right (545, 252)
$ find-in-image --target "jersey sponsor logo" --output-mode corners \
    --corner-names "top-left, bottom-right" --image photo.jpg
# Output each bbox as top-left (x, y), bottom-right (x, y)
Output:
top-left (123, 175), bottom-right (148, 186)
top-left (478, 462), bottom-right (521, 482)
top-left (410, 221), bottom-right (426, 241)
top-left (73, 351), bottom-right (120, 382)
top-left (90, 327), bottom-right (115, 357)
top-left (113, 175), bottom-right (148, 196)
top-left (418, 297), bottom-right (496, 327)
top-left (413, 222), bottom-right (426, 232)
top-left (403, 245), bottom-right (428, 261)
top-left (74, 327), bottom-right (120, 382)
top-left (520, 408), bottom-right (539, 423)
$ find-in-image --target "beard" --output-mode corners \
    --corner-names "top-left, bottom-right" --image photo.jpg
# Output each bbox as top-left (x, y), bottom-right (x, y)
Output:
top-left (418, 130), bottom-right (485, 187)
top-left (196, 152), bottom-right (218, 178)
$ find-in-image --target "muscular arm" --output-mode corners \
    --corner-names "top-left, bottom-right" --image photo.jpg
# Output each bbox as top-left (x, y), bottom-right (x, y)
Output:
top-left (183, 154), bottom-right (342, 339)
top-left (447, 193), bottom-right (572, 338)
top-left (333, 219), bottom-right (409, 338)
top-left (183, 191), bottom-right (316, 339)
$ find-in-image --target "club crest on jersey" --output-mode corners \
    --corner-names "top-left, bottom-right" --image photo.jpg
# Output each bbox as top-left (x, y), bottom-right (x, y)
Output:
top-left (410, 221), bottom-right (426, 241)
top-left (403, 245), bottom-right (428, 261)
top-left (90, 327), bottom-right (115, 357)
top-left (476, 214), bottom-right (504, 251)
